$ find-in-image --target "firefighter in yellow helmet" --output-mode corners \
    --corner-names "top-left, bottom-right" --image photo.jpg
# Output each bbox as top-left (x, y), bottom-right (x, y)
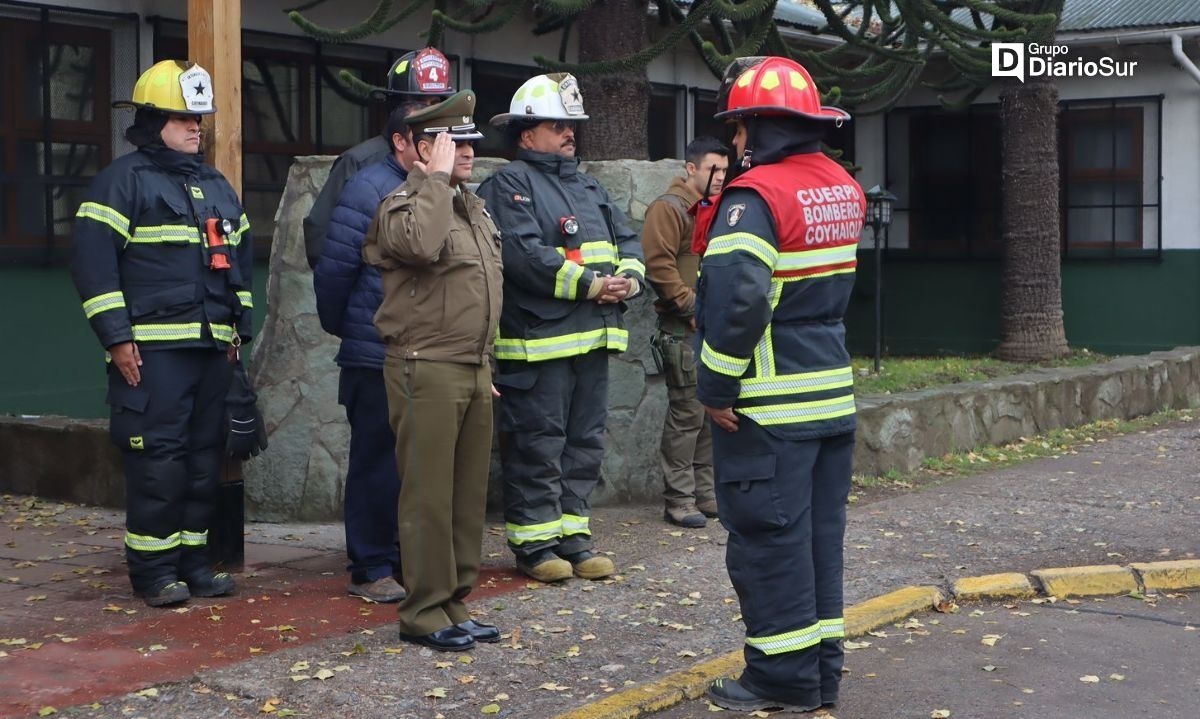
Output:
top-left (69, 60), bottom-right (266, 607)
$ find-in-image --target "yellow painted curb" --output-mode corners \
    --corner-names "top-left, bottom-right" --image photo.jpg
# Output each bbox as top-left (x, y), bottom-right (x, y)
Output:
top-left (845, 585), bottom-right (942, 636)
top-left (551, 585), bottom-right (940, 719)
top-left (549, 651), bottom-right (742, 719)
top-left (1130, 560), bottom-right (1200, 591)
top-left (953, 572), bottom-right (1037, 600)
top-left (1031, 564), bottom-right (1137, 597)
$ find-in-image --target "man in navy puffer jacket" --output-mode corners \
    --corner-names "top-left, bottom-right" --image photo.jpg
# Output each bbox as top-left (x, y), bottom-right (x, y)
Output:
top-left (314, 100), bottom-right (425, 603)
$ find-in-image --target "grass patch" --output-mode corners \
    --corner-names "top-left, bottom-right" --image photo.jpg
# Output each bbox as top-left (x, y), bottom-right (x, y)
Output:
top-left (852, 349), bottom-right (1107, 396)
top-left (853, 407), bottom-right (1195, 494)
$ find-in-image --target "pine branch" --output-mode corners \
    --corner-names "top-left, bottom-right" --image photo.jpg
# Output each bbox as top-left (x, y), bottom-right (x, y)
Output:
top-left (434, 0), bottom-right (522, 34)
top-left (423, 0), bottom-right (449, 46)
top-left (284, 0), bottom-right (333, 12)
top-left (708, 0), bottom-right (777, 22)
top-left (337, 68), bottom-right (377, 99)
top-left (537, 0), bottom-right (597, 17)
top-left (287, 0), bottom-right (397, 43)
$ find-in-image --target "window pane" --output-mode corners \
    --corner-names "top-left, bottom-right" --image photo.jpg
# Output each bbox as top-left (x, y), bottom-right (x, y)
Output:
top-left (26, 41), bottom-right (98, 122)
top-left (692, 93), bottom-right (722, 143)
top-left (244, 57), bottom-right (303, 144)
top-left (648, 88), bottom-right (677, 161)
top-left (244, 153), bottom-right (294, 186)
top-left (471, 65), bottom-right (537, 160)
top-left (50, 183), bottom-right (87, 238)
top-left (1069, 120), bottom-right (1134, 172)
top-left (319, 65), bottom-right (370, 149)
top-left (15, 142), bottom-right (101, 177)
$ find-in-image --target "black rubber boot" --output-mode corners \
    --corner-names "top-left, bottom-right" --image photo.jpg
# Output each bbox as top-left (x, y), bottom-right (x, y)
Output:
top-left (706, 678), bottom-right (821, 714)
top-left (139, 579), bottom-right (191, 608)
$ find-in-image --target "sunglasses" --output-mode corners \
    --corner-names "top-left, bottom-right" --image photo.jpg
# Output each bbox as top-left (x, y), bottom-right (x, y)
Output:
top-left (546, 120), bottom-right (577, 134)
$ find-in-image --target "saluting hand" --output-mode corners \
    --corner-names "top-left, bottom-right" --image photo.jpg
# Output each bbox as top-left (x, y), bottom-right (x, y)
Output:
top-left (414, 132), bottom-right (456, 178)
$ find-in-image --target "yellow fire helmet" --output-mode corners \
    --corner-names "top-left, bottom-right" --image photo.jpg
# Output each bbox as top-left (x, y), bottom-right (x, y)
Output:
top-left (113, 60), bottom-right (216, 115)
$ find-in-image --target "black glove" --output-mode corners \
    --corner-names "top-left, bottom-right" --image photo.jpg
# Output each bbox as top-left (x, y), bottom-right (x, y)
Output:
top-left (226, 360), bottom-right (268, 460)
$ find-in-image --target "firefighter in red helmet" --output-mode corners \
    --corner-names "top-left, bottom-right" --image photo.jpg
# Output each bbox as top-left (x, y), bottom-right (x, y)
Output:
top-left (694, 57), bottom-right (865, 713)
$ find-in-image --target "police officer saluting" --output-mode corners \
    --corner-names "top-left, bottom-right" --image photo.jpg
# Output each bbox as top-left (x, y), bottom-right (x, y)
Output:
top-left (70, 60), bottom-right (258, 607)
top-left (364, 90), bottom-right (504, 652)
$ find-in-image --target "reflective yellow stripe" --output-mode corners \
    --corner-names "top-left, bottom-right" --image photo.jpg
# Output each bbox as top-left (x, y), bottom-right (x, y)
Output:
top-left (700, 340), bottom-right (750, 378)
top-left (506, 519), bottom-right (563, 545)
top-left (561, 514), bottom-right (590, 537)
top-left (819, 617), bottom-right (845, 639)
top-left (739, 367), bottom-right (854, 399)
top-left (180, 530), bottom-right (208, 547)
top-left (775, 266), bottom-right (857, 282)
top-left (228, 213), bottom-right (250, 246)
top-left (124, 531), bottom-right (181, 552)
top-left (130, 224), bottom-right (202, 244)
top-left (737, 394), bottom-right (857, 425)
top-left (555, 241), bottom-right (617, 267)
top-left (746, 620), bottom-right (822, 655)
top-left (82, 291), bottom-right (126, 319)
top-left (705, 232), bottom-right (778, 269)
top-left (554, 261), bottom-right (587, 300)
top-left (615, 257), bottom-right (645, 278)
top-left (236, 291), bottom-right (253, 309)
top-left (209, 323), bottom-right (236, 343)
top-left (130, 323), bottom-right (235, 343)
top-left (495, 327), bottom-right (628, 362)
top-left (753, 280), bottom-right (784, 378)
top-left (76, 202), bottom-right (131, 241)
top-left (775, 244), bottom-right (858, 272)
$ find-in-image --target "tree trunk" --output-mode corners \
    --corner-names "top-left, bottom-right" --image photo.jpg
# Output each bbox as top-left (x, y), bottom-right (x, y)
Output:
top-left (995, 79), bottom-right (1069, 361)
top-left (575, 0), bottom-right (650, 160)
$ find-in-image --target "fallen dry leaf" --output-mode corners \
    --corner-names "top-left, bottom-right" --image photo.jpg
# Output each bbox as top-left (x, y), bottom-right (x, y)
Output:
top-left (930, 711), bottom-right (951, 718)
top-left (312, 669), bottom-right (335, 680)
top-left (539, 682), bottom-right (569, 691)
top-left (135, 688), bottom-right (158, 698)
top-left (481, 704), bottom-right (501, 714)
top-left (424, 687), bottom-right (448, 698)
top-left (1079, 675), bottom-right (1100, 683)
top-left (935, 600), bottom-right (959, 614)
top-left (981, 634), bottom-right (1002, 647)
top-left (1110, 673), bottom-right (1125, 681)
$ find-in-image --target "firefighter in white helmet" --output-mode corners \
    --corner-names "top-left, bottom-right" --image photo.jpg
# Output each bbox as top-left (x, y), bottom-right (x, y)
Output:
top-left (477, 74), bottom-right (645, 583)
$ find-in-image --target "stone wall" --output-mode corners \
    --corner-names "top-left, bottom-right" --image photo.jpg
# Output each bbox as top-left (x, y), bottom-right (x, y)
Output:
top-left (243, 156), bottom-right (683, 520)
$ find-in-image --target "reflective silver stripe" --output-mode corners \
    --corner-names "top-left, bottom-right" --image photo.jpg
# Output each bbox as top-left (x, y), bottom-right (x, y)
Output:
top-left (705, 232), bottom-right (778, 269)
top-left (745, 621), bottom-right (822, 655)
top-left (130, 224), bottom-right (202, 244)
top-left (752, 280), bottom-right (784, 378)
top-left (737, 394), bottom-right (857, 425)
top-left (739, 367), bottom-right (854, 399)
top-left (494, 328), bottom-right (629, 362)
top-left (131, 323), bottom-right (204, 342)
top-left (82, 291), bottom-right (126, 319)
top-left (236, 291), bottom-right (253, 309)
top-left (700, 340), bottom-right (750, 377)
top-left (775, 243), bottom-right (858, 272)
top-left (819, 618), bottom-right (845, 639)
top-left (124, 531), bottom-right (181, 552)
top-left (228, 213), bottom-right (251, 246)
top-left (505, 519), bottom-right (562, 544)
top-left (76, 202), bottom-right (131, 241)
top-left (209, 323), bottom-right (236, 343)
top-left (556, 241), bottom-right (617, 266)
top-left (555, 261), bottom-right (586, 300)
top-left (181, 530), bottom-right (208, 546)
top-left (561, 514), bottom-right (590, 537)
top-left (615, 257), bottom-right (645, 278)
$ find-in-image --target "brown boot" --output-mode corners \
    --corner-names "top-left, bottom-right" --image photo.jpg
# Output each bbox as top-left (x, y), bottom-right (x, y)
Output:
top-left (664, 504), bottom-right (707, 528)
top-left (696, 498), bottom-right (719, 519)
top-left (516, 549), bottom-right (573, 583)
top-left (561, 550), bottom-right (615, 580)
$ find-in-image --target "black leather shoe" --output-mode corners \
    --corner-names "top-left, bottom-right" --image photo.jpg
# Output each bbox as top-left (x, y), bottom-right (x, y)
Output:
top-left (456, 619), bottom-right (501, 643)
top-left (399, 625), bottom-right (475, 652)
top-left (707, 678), bottom-right (820, 714)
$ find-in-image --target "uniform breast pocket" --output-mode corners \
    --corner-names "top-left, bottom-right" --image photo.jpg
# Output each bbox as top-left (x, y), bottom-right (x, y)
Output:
top-left (147, 194), bottom-right (197, 246)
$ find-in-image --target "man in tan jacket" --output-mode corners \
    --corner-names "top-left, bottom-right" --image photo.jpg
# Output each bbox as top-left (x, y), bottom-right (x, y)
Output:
top-left (641, 136), bottom-right (729, 528)
top-left (364, 90), bottom-right (504, 652)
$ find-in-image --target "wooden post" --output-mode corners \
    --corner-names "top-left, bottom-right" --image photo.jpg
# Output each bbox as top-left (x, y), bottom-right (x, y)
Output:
top-left (189, 0), bottom-right (245, 571)
top-left (188, 0), bottom-right (242, 195)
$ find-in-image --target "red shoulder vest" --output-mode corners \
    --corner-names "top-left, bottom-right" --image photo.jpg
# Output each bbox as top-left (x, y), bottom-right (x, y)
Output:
top-left (692, 154), bottom-right (866, 277)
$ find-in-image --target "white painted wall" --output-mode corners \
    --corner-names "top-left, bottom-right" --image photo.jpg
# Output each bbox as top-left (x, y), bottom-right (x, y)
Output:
top-left (857, 39), bottom-right (1200, 251)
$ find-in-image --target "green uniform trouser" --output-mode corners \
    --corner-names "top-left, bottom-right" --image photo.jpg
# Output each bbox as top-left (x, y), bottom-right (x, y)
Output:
top-left (655, 317), bottom-right (714, 510)
top-left (384, 358), bottom-right (492, 636)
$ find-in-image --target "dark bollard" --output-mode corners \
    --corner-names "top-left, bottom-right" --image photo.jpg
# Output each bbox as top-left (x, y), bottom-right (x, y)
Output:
top-left (209, 459), bottom-right (244, 571)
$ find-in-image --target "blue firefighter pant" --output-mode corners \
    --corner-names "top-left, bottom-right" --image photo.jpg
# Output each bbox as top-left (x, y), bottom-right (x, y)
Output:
top-left (712, 418), bottom-right (854, 707)
top-left (495, 350), bottom-right (609, 558)
top-left (339, 367), bottom-right (402, 585)
top-left (105, 348), bottom-right (232, 595)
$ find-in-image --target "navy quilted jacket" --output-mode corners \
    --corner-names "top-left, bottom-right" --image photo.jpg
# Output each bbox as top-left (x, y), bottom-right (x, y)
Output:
top-left (313, 155), bottom-right (407, 370)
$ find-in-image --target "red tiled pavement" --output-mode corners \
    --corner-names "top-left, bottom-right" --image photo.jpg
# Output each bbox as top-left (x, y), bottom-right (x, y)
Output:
top-left (0, 499), bottom-right (527, 718)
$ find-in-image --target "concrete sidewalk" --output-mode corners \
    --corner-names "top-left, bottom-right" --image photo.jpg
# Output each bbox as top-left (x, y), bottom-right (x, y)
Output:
top-left (0, 418), bottom-right (1197, 718)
